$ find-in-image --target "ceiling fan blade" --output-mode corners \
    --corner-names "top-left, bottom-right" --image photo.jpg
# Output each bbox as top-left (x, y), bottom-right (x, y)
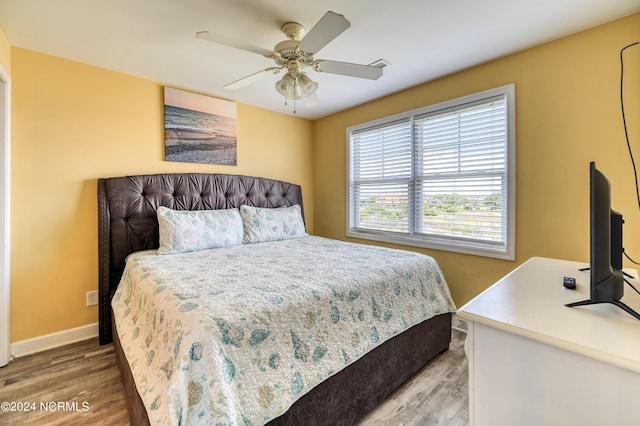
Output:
top-left (314, 60), bottom-right (383, 80)
top-left (224, 67), bottom-right (282, 90)
top-left (298, 11), bottom-right (350, 55)
top-left (196, 31), bottom-right (274, 58)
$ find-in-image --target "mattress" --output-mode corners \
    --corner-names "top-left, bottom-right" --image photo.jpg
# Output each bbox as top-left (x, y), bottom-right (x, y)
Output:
top-left (112, 236), bottom-right (456, 425)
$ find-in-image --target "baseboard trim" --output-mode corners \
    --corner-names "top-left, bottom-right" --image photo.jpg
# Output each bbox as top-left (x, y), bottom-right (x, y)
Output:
top-left (11, 323), bottom-right (98, 358)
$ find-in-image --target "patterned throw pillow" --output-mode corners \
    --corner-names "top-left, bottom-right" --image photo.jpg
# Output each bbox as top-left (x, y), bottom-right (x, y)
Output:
top-left (157, 207), bottom-right (244, 254)
top-left (240, 204), bottom-right (307, 244)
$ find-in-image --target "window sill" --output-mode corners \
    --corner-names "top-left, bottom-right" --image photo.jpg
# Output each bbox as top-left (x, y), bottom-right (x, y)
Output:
top-left (346, 228), bottom-right (515, 260)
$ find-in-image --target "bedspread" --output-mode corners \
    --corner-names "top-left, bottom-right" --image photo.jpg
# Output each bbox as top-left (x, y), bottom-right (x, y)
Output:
top-left (112, 236), bottom-right (456, 425)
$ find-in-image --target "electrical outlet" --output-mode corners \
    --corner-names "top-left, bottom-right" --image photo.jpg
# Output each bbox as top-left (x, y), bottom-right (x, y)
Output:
top-left (86, 290), bottom-right (98, 307)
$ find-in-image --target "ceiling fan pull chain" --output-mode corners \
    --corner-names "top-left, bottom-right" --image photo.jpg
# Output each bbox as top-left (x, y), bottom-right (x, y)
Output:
top-left (293, 78), bottom-right (298, 114)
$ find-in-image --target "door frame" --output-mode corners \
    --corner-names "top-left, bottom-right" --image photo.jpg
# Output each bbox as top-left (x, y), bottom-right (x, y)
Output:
top-left (0, 64), bottom-right (11, 367)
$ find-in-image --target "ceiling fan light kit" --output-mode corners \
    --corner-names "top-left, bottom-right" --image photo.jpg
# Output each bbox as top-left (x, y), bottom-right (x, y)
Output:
top-left (275, 72), bottom-right (318, 100)
top-left (197, 11), bottom-right (385, 109)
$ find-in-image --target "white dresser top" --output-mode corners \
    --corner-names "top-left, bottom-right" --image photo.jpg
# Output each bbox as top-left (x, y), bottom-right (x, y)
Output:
top-left (457, 257), bottom-right (640, 373)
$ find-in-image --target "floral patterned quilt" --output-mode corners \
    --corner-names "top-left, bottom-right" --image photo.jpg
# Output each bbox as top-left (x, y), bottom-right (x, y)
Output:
top-left (112, 236), bottom-right (456, 425)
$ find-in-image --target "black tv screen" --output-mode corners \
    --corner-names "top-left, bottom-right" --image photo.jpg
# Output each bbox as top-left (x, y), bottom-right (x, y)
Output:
top-left (566, 162), bottom-right (639, 320)
top-left (589, 162), bottom-right (624, 302)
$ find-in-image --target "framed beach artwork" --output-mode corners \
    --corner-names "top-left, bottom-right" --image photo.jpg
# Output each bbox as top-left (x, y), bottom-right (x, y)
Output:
top-left (164, 87), bottom-right (237, 165)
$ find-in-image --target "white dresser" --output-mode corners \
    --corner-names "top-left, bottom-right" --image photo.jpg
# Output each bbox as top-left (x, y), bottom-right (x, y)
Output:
top-left (457, 257), bottom-right (640, 426)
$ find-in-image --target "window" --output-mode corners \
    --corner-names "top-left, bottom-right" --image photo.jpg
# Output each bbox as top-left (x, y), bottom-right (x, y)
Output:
top-left (347, 84), bottom-right (515, 260)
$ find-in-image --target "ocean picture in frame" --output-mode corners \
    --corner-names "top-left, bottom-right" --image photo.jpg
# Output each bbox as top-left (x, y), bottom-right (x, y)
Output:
top-left (164, 87), bottom-right (237, 165)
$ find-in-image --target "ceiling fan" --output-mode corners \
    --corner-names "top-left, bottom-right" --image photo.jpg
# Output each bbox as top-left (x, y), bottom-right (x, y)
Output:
top-left (196, 11), bottom-right (384, 106)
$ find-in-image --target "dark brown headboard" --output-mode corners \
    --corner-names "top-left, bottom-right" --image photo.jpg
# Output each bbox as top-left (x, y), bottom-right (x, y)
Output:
top-left (98, 173), bottom-right (304, 344)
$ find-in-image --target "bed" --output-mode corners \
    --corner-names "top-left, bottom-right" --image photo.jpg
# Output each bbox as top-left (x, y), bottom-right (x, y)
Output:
top-left (98, 173), bottom-right (456, 425)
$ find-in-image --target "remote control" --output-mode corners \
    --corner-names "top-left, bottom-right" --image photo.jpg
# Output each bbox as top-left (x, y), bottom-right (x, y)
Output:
top-left (563, 276), bottom-right (576, 289)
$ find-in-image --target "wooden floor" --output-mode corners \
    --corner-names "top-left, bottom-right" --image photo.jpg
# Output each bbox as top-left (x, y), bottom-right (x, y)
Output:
top-left (0, 329), bottom-right (468, 426)
top-left (358, 328), bottom-right (469, 426)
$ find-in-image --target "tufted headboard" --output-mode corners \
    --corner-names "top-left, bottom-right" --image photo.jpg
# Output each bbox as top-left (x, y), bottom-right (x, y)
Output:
top-left (98, 173), bottom-right (304, 344)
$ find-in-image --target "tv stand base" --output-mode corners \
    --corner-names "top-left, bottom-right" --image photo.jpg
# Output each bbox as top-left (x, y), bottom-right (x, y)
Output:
top-left (566, 299), bottom-right (640, 320)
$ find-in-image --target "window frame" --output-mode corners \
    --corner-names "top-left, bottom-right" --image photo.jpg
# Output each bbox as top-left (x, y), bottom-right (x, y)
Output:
top-left (346, 84), bottom-right (516, 260)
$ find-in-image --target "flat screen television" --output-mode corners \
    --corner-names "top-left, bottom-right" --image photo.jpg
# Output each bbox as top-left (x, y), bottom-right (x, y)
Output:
top-left (566, 162), bottom-right (640, 320)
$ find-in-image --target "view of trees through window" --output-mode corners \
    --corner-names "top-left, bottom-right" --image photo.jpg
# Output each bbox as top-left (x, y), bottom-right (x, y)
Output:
top-left (357, 191), bottom-right (503, 241)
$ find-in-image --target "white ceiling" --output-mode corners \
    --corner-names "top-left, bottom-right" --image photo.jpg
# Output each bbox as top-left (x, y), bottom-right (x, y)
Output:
top-left (0, 0), bottom-right (639, 119)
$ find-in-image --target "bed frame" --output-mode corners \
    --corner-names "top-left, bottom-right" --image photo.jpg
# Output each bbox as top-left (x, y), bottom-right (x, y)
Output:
top-left (98, 173), bottom-right (452, 425)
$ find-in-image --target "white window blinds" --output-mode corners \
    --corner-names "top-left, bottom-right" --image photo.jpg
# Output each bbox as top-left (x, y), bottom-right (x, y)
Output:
top-left (350, 119), bottom-right (412, 233)
top-left (415, 96), bottom-right (507, 243)
top-left (347, 85), bottom-right (515, 259)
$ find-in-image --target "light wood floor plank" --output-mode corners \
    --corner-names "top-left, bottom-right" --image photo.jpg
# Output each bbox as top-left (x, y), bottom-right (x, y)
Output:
top-left (0, 330), bottom-right (468, 425)
top-left (359, 328), bottom-right (469, 426)
top-left (0, 338), bottom-right (129, 426)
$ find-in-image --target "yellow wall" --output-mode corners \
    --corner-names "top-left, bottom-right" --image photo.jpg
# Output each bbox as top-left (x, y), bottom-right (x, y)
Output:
top-left (314, 14), bottom-right (640, 306)
top-left (10, 48), bottom-right (314, 342)
top-left (0, 26), bottom-right (10, 74)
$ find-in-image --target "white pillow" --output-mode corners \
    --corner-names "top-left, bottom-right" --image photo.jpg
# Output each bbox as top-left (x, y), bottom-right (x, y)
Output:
top-left (240, 204), bottom-right (307, 244)
top-left (157, 206), bottom-right (243, 254)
